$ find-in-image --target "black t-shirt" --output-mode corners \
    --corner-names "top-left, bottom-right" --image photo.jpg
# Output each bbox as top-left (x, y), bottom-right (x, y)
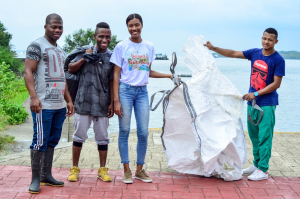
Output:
top-left (72, 46), bottom-right (113, 117)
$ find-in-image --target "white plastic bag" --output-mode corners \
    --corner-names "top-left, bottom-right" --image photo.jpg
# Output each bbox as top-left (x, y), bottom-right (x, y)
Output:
top-left (158, 35), bottom-right (247, 181)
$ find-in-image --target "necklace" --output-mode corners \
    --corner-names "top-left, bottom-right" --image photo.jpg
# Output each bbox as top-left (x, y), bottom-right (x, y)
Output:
top-left (132, 41), bottom-right (142, 54)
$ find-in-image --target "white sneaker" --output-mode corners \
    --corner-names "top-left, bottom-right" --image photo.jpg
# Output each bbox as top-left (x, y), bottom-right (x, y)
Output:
top-left (247, 170), bottom-right (268, 181)
top-left (242, 165), bottom-right (257, 174)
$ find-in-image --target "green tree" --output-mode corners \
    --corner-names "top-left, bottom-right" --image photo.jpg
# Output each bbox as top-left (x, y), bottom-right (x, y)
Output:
top-left (0, 47), bottom-right (22, 74)
top-left (0, 21), bottom-right (12, 49)
top-left (63, 28), bottom-right (121, 53)
top-left (0, 21), bottom-right (23, 75)
top-left (109, 35), bottom-right (120, 50)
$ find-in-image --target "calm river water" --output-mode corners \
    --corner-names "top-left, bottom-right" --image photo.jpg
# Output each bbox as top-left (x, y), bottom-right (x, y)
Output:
top-left (88, 57), bottom-right (300, 137)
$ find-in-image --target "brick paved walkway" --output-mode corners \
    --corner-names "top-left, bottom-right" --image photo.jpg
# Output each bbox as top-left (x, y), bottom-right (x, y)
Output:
top-left (1, 165), bottom-right (300, 199)
top-left (1, 130), bottom-right (300, 198)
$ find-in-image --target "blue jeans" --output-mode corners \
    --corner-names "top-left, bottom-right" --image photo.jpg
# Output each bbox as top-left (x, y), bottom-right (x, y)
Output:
top-left (118, 82), bottom-right (149, 165)
top-left (30, 108), bottom-right (66, 151)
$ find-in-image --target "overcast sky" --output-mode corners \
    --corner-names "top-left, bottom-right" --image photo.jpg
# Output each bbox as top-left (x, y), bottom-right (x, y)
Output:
top-left (1, 0), bottom-right (299, 56)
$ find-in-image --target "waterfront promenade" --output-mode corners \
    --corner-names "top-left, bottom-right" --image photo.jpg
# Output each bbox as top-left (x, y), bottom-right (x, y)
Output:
top-left (1, 129), bottom-right (300, 198)
top-left (0, 99), bottom-right (300, 198)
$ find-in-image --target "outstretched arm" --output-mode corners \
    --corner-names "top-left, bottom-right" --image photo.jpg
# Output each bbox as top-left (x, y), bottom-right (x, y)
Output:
top-left (149, 70), bottom-right (172, 79)
top-left (149, 63), bottom-right (180, 81)
top-left (204, 41), bottom-right (246, 59)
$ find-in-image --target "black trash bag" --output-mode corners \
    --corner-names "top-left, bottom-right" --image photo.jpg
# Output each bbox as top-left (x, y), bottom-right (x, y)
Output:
top-left (64, 71), bottom-right (80, 103)
top-left (83, 52), bottom-right (102, 63)
top-left (64, 45), bottom-right (101, 102)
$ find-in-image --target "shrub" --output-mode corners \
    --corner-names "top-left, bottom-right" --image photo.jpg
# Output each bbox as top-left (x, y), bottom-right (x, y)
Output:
top-left (0, 61), bottom-right (16, 96)
top-left (0, 46), bottom-right (23, 75)
top-left (0, 100), bottom-right (28, 125)
top-left (0, 62), bottom-right (28, 125)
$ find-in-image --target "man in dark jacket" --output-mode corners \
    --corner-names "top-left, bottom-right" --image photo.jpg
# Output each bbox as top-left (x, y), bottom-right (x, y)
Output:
top-left (67, 22), bottom-right (114, 182)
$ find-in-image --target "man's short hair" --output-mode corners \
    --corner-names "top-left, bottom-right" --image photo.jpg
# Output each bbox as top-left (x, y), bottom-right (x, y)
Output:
top-left (45, 13), bottom-right (63, 25)
top-left (95, 22), bottom-right (110, 34)
top-left (264, 28), bottom-right (278, 39)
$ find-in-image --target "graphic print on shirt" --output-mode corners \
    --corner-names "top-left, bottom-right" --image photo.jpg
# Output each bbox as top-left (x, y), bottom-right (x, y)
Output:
top-left (42, 47), bottom-right (65, 102)
top-left (126, 51), bottom-right (150, 71)
top-left (251, 60), bottom-right (268, 91)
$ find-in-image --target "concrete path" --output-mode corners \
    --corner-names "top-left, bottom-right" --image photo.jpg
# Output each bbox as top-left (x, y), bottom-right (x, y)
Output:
top-left (1, 128), bottom-right (300, 177)
top-left (0, 165), bottom-right (300, 199)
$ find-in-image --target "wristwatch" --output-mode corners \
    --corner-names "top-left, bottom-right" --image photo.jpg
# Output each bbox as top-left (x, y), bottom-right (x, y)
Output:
top-left (254, 92), bottom-right (259, 97)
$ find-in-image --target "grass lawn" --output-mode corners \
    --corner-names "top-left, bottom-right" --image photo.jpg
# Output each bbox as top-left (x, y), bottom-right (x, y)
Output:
top-left (0, 115), bottom-right (7, 132)
top-left (7, 78), bottom-right (29, 105)
top-left (0, 134), bottom-right (15, 151)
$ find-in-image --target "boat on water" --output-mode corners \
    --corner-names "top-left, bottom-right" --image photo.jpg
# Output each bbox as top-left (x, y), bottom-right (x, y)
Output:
top-left (155, 53), bottom-right (169, 60)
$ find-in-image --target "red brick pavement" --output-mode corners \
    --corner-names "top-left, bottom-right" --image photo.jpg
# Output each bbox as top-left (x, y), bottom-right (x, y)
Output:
top-left (0, 165), bottom-right (300, 199)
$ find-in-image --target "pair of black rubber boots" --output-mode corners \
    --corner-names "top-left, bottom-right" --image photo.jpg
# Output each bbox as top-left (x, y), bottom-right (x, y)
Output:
top-left (29, 147), bottom-right (64, 194)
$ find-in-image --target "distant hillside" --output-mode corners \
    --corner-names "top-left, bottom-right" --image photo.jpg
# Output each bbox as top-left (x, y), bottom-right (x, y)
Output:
top-left (212, 51), bottom-right (300, 60)
top-left (278, 51), bottom-right (300, 59)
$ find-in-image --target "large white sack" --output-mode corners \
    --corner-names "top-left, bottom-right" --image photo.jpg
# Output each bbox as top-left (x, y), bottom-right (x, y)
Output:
top-left (162, 35), bottom-right (247, 181)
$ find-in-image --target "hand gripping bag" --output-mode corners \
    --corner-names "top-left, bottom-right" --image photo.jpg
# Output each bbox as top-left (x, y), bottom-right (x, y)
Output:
top-left (150, 35), bottom-right (247, 181)
top-left (64, 45), bottom-right (103, 102)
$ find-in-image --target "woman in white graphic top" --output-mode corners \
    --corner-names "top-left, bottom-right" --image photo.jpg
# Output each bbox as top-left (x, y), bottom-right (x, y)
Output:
top-left (110, 13), bottom-right (177, 184)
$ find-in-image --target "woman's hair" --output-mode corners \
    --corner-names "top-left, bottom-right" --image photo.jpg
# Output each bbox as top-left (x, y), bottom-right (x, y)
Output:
top-left (126, 13), bottom-right (143, 26)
